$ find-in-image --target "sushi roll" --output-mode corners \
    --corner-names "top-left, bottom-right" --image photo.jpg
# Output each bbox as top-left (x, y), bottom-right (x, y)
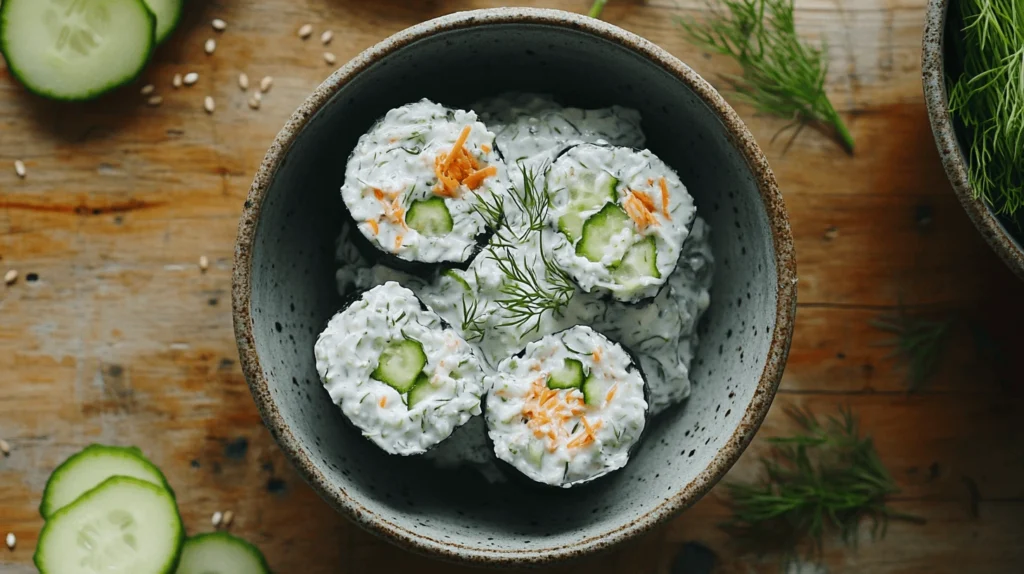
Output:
top-left (314, 281), bottom-right (486, 456)
top-left (340, 99), bottom-right (505, 271)
top-left (484, 326), bottom-right (649, 488)
top-left (546, 143), bottom-right (696, 303)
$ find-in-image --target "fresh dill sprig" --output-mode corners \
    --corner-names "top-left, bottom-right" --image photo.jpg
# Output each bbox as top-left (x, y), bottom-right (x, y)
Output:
top-left (488, 237), bottom-right (575, 334)
top-left (871, 310), bottom-right (953, 391)
top-left (472, 161), bottom-right (549, 249)
top-left (677, 0), bottom-right (855, 153)
top-left (947, 0), bottom-right (1024, 215)
top-left (459, 295), bottom-right (487, 343)
top-left (589, 0), bottom-right (609, 19)
top-left (723, 406), bottom-right (923, 560)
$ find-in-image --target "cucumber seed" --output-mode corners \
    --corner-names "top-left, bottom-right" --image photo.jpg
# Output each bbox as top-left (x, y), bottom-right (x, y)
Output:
top-left (222, 510), bottom-right (234, 527)
top-left (0, 438), bottom-right (9, 456)
top-left (14, 160), bottom-right (26, 178)
top-left (205, 38), bottom-right (217, 55)
top-left (203, 97), bottom-right (215, 114)
top-left (298, 24), bottom-right (313, 39)
top-left (173, 73), bottom-right (183, 88)
top-left (183, 72), bottom-right (199, 86)
top-left (212, 18), bottom-right (227, 31)
top-left (5, 533), bottom-right (14, 551)
top-left (238, 73), bottom-right (250, 91)
top-left (4, 270), bottom-right (16, 285)
top-left (324, 52), bottom-right (336, 65)
top-left (140, 84), bottom-right (155, 96)
top-left (259, 76), bottom-right (273, 93)
top-left (211, 511), bottom-right (223, 527)
top-left (321, 30), bottom-right (333, 45)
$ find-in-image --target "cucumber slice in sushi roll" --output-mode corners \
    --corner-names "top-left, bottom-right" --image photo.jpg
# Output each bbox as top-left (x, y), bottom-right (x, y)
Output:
top-left (485, 326), bottom-right (649, 488)
top-left (341, 99), bottom-right (505, 272)
top-left (0, 0), bottom-right (156, 102)
top-left (315, 281), bottom-right (487, 455)
top-left (546, 144), bottom-right (696, 303)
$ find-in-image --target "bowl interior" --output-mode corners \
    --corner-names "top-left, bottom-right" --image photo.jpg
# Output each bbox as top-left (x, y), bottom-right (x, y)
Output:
top-left (244, 20), bottom-right (784, 558)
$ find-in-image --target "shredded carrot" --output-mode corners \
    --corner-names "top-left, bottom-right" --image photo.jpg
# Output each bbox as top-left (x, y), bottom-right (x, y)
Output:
top-left (481, 144), bottom-right (491, 153)
top-left (443, 126), bottom-right (472, 170)
top-left (366, 219), bottom-right (379, 235)
top-left (379, 396), bottom-right (387, 408)
top-left (463, 166), bottom-right (498, 190)
top-left (623, 194), bottom-right (652, 230)
top-left (432, 125), bottom-right (497, 196)
top-left (658, 177), bottom-right (671, 219)
top-left (394, 234), bottom-right (403, 250)
top-left (634, 190), bottom-right (656, 212)
top-left (373, 188), bottom-right (386, 201)
top-left (647, 177), bottom-right (654, 186)
top-left (593, 347), bottom-right (603, 363)
top-left (605, 384), bottom-right (618, 404)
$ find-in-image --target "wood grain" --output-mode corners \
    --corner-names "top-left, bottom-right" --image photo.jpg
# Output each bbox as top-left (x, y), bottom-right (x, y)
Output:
top-left (2, 0), bottom-right (1023, 573)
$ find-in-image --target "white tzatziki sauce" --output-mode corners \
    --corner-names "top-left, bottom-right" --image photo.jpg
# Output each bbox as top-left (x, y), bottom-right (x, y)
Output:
top-left (331, 95), bottom-right (714, 475)
top-left (314, 282), bottom-right (485, 456)
top-left (486, 326), bottom-right (647, 486)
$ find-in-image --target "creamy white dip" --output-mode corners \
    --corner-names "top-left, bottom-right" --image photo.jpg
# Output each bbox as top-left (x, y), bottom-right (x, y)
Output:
top-left (486, 326), bottom-right (647, 487)
top-left (314, 282), bottom-right (485, 455)
top-left (340, 99), bottom-right (505, 264)
top-left (331, 95), bottom-right (714, 472)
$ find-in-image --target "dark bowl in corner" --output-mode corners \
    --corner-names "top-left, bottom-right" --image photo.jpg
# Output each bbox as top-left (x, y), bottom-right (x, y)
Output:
top-left (922, 0), bottom-right (1024, 280)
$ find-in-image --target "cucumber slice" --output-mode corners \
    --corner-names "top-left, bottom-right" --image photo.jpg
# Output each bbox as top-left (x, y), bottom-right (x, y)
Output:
top-left (526, 441), bottom-right (545, 467)
top-left (557, 211), bottom-right (586, 244)
top-left (612, 236), bottom-right (661, 283)
top-left (547, 358), bottom-right (585, 390)
top-left (568, 171), bottom-right (618, 208)
top-left (575, 203), bottom-right (633, 263)
top-left (174, 532), bottom-right (271, 574)
top-left (371, 338), bottom-right (427, 393)
top-left (0, 0), bottom-right (157, 102)
top-left (34, 476), bottom-right (184, 574)
top-left (582, 373), bottom-right (611, 406)
top-left (40, 444), bottom-right (172, 519)
top-left (142, 0), bottom-right (183, 44)
top-left (557, 172), bottom-right (618, 244)
top-left (407, 373), bottom-right (434, 407)
top-left (407, 197), bottom-right (453, 236)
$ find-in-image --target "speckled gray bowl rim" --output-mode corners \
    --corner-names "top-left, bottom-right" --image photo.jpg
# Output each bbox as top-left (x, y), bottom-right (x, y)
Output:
top-left (233, 7), bottom-right (797, 565)
top-left (922, 0), bottom-right (1024, 280)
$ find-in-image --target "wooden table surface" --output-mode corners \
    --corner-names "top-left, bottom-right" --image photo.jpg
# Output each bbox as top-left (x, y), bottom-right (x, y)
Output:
top-left (2, 1), bottom-right (1023, 572)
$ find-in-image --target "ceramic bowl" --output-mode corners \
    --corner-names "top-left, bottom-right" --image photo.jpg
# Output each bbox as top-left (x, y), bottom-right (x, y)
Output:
top-left (923, 0), bottom-right (1024, 279)
top-left (233, 8), bottom-right (796, 565)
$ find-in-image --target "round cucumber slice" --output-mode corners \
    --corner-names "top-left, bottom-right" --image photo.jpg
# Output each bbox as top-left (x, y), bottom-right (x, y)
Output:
top-left (0, 0), bottom-right (156, 101)
top-left (40, 444), bottom-right (172, 518)
top-left (142, 0), bottom-right (183, 44)
top-left (34, 476), bottom-right (184, 574)
top-left (175, 532), bottom-right (271, 574)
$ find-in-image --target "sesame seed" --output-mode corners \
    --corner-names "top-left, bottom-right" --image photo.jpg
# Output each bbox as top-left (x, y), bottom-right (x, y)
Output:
top-left (238, 73), bottom-right (249, 90)
top-left (320, 30), bottom-right (333, 45)
top-left (211, 511), bottom-right (222, 527)
top-left (222, 510), bottom-right (234, 526)
top-left (203, 97), bottom-right (215, 114)
top-left (14, 160), bottom-right (26, 178)
top-left (5, 533), bottom-right (14, 551)
top-left (259, 76), bottom-right (273, 93)
top-left (199, 255), bottom-right (210, 271)
top-left (140, 84), bottom-right (155, 95)
top-left (323, 52), bottom-right (336, 65)
top-left (183, 72), bottom-right (199, 86)
top-left (212, 18), bottom-right (227, 31)
top-left (4, 270), bottom-right (16, 285)
top-left (204, 38), bottom-right (217, 55)
top-left (0, 439), bottom-right (9, 456)
top-left (248, 94), bottom-right (261, 110)
top-left (298, 24), bottom-right (313, 39)
top-left (172, 73), bottom-right (183, 88)
top-left (147, 95), bottom-right (163, 106)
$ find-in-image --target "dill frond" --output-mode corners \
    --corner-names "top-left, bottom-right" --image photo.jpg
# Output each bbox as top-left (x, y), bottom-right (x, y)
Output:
top-left (589, 0), bottom-right (609, 19)
top-left (723, 406), bottom-right (923, 560)
top-left (677, 0), bottom-right (855, 153)
top-left (488, 236), bottom-right (575, 335)
top-left (871, 310), bottom-right (953, 391)
top-left (947, 0), bottom-right (1024, 215)
top-left (459, 295), bottom-right (487, 343)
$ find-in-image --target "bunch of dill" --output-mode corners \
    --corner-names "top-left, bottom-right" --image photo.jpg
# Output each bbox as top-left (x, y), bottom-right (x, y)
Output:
top-left (723, 406), bottom-right (923, 558)
top-left (678, 0), bottom-right (854, 153)
top-left (947, 0), bottom-right (1024, 216)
